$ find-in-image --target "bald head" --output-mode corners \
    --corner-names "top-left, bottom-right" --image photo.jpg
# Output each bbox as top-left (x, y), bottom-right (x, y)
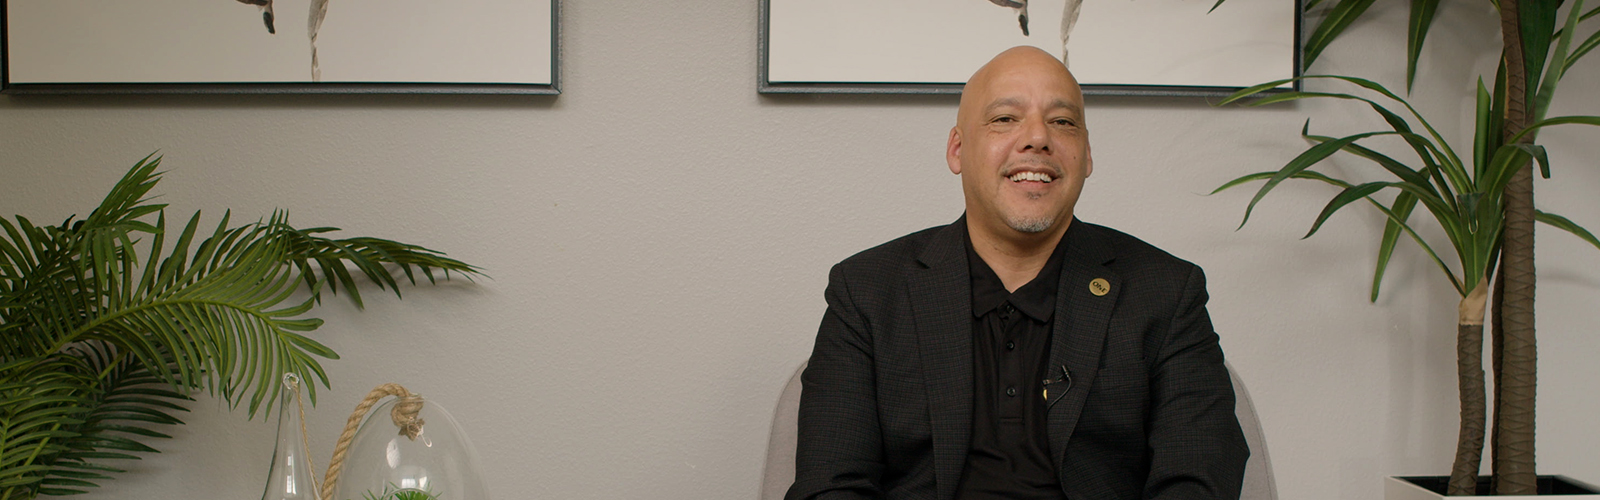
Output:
top-left (946, 45), bottom-right (1092, 249)
top-left (956, 46), bottom-right (1084, 130)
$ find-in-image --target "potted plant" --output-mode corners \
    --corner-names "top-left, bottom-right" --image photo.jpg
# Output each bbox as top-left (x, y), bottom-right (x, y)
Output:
top-left (0, 155), bottom-right (481, 499)
top-left (1215, 0), bottom-right (1600, 496)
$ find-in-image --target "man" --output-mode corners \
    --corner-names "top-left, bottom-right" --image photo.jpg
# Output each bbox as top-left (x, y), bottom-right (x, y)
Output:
top-left (786, 47), bottom-right (1248, 500)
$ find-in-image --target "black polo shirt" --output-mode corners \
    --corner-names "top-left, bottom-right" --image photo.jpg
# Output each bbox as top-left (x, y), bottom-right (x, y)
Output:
top-left (953, 226), bottom-right (1069, 500)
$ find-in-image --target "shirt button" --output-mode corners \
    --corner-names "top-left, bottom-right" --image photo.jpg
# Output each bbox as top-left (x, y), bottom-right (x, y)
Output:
top-left (1006, 341), bottom-right (1015, 351)
top-left (1006, 387), bottom-right (1018, 397)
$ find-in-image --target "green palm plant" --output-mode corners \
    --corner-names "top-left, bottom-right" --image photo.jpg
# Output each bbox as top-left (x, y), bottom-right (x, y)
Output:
top-left (1247, 0), bottom-right (1600, 495)
top-left (1214, 1), bottom-right (1600, 494)
top-left (0, 155), bottom-right (481, 499)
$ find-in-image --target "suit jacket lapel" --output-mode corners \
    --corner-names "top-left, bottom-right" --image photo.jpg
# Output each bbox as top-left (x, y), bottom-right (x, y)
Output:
top-left (907, 219), bottom-right (973, 500)
top-left (1044, 220), bottom-right (1120, 463)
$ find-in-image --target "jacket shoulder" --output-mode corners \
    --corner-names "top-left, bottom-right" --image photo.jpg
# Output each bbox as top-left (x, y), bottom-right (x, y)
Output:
top-left (1081, 221), bottom-right (1202, 278)
top-left (831, 224), bottom-right (945, 278)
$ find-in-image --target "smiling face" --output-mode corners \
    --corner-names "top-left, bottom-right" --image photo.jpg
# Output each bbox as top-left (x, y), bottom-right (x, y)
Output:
top-left (947, 47), bottom-right (1092, 242)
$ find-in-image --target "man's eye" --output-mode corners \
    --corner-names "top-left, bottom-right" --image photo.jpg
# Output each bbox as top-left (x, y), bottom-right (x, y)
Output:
top-left (1052, 118), bottom-right (1074, 126)
top-left (992, 116), bottom-right (1016, 123)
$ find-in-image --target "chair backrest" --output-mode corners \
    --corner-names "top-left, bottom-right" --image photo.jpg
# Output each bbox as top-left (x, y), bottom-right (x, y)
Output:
top-left (1228, 362), bottom-right (1278, 500)
top-left (760, 361), bottom-right (808, 500)
top-left (760, 360), bottom-right (1278, 500)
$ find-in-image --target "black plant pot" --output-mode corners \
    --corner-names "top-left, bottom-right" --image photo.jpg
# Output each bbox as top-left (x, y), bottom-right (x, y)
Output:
top-left (1386, 475), bottom-right (1600, 498)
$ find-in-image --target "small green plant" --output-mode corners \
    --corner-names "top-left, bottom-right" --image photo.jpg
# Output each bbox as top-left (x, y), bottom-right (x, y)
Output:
top-left (359, 482), bottom-right (440, 500)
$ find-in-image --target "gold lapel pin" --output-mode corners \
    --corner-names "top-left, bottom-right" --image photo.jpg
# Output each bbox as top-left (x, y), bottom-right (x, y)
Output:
top-left (1089, 278), bottom-right (1110, 296)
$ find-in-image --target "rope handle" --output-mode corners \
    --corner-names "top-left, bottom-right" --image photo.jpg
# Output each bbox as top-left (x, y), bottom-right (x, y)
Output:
top-left (316, 383), bottom-right (426, 500)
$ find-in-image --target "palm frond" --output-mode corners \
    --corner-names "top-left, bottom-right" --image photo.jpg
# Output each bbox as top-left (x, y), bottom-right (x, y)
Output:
top-left (283, 225), bottom-right (483, 309)
top-left (1302, 0), bottom-right (1378, 71)
top-left (0, 358), bottom-right (95, 499)
top-left (1371, 191), bottom-right (1419, 302)
top-left (1564, 26), bottom-right (1600, 73)
top-left (1216, 79), bottom-right (1516, 296)
top-left (1533, 0), bottom-right (1590, 121)
top-left (0, 155), bottom-right (482, 498)
top-left (1536, 210), bottom-right (1600, 252)
top-left (1221, 68), bottom-right (1598, 296)
top-left (1231, 129), bottom-right (1395, 229)
top-left (1405, 0), bottom-right (1442, 92)
top-left (32, 342), bottom-right (191, 496)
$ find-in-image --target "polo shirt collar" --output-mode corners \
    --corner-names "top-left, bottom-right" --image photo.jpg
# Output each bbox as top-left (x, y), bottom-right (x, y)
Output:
top-left (963, 221), bottom-right (1070, 322)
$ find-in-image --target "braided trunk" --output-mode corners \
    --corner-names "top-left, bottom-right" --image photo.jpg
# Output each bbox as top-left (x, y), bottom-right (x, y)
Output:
top-left (1493, 0), bottom-right (1539, 493)
top-left (1449, 281), bottom-right (1491, 495)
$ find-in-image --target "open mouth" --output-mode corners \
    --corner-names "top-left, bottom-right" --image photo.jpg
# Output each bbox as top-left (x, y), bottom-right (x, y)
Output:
top-left (1008, 172), bottom-right (1054, 183)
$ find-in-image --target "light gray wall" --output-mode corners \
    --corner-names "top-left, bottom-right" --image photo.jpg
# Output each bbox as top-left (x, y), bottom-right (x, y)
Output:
top-left (2, 2), bottom-right (1597, 499)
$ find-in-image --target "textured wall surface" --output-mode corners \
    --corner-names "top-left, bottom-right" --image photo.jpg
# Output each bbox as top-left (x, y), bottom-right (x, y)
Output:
top-left (2, 2), bottom-right (1597, 499)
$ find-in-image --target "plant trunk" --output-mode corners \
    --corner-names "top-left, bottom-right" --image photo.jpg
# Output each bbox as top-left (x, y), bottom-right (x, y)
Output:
top-left (1494, 0), bottom-right (1539, 493)
top-left (1494, 139), bottom-right (1540, 498)
top-left (1494, 143), bottom-right (1540, 496)
top-left (1450, 281), bottom-right (1491, 496)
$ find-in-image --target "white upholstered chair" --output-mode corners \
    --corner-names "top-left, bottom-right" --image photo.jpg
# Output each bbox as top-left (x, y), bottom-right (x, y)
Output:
top-left (760, 360), bottom-right (1278, 500)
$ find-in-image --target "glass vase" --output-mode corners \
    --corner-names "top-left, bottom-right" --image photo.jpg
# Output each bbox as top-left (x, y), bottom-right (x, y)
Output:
top-left (261, 373), bottom-right (319, 500)
top-left (330, 395), bottom-right (488, 500)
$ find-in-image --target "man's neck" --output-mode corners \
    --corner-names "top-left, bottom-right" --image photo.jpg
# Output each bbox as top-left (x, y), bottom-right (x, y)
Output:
top-left (968, 218), bottom-right (1071, 292)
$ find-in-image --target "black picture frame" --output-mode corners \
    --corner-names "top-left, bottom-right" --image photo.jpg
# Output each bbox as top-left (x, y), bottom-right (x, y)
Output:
top-left (1, 0), bottom-right (561, 95)
top-left (758, 0), bottom-right (1302, 97)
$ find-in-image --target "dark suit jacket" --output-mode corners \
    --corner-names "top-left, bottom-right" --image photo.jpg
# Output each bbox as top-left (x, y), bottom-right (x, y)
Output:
top-left (787, 217), bottom-right (1248, 500)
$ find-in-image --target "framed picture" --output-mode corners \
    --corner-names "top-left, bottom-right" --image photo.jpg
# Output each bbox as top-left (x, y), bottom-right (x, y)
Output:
top-left (2, 0), bottom-right (560, 94)
top-left (759, 0), bottom-right (1300, 97)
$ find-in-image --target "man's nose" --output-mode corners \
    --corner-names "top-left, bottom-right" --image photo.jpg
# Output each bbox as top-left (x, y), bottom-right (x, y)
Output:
top-left (1019, 118), bottom-right (1051, 153)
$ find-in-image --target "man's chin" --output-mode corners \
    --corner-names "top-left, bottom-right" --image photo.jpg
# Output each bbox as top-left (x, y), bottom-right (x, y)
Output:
top-left (1005, 217), bottom-right (1055, 234)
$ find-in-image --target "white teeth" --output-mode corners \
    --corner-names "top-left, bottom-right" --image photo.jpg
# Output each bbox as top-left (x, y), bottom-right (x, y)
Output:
top-left (1009, 172), bottom-right (1054, 183)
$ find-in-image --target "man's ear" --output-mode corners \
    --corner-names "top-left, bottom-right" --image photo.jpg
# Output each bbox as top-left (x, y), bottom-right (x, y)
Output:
top-left (1085, 143), bottom-right (1094, 178)
top-left (946, 127), bottom-right (962, 175)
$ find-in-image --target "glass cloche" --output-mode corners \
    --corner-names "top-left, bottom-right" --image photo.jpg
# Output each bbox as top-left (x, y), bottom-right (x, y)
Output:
top-left (329, 394), bottom-right (489, 500)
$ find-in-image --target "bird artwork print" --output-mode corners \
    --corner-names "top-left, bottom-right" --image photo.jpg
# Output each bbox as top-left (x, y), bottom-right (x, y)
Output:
top-left (235, 0), bottom-right (332, 81)
top-left (237, 0), bottom-right (275, 34)
top-left (988, 0), bottom-right (1030, 35)
top-left (985, 0), bottom-right (1085, 67)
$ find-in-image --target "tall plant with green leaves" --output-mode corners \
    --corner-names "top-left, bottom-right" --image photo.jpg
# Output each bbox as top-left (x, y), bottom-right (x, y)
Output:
top-left (1294, 0), bottom-right (1600, 495)
top-left (1215, 0), bottom-right (1600, 495)
top-left (0, 156), bottom-right (481, 499)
